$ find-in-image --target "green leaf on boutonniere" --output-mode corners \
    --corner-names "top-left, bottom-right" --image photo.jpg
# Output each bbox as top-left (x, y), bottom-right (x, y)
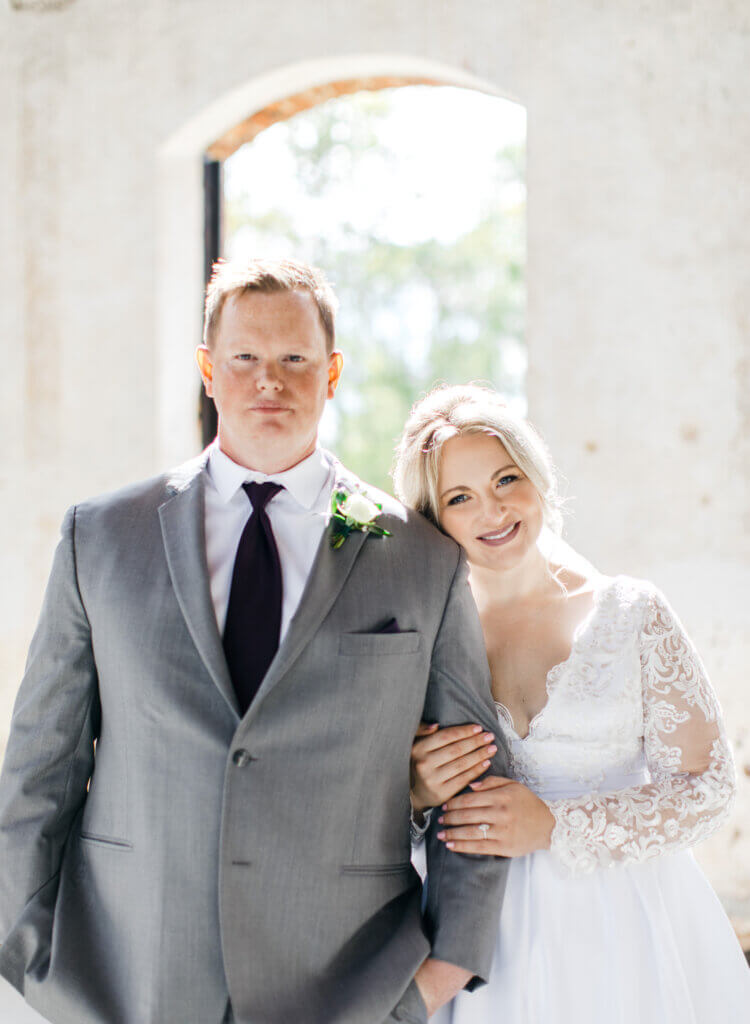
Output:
top-left (329, 487), bottom-right (392, 549)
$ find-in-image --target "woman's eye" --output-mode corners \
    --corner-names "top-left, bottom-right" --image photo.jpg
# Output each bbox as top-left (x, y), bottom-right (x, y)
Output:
top-left (235, 353), bottom-right (255, 361)
top-left (497, 474), bottom-right (519, 487)
top-left (447, 494), bottom-right (469, 506)
top-left (286, 354), bottom-right (305, 363)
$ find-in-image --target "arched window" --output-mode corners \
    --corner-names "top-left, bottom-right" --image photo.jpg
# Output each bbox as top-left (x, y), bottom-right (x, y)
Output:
top-left (202, 82), bottom-right (526, 488)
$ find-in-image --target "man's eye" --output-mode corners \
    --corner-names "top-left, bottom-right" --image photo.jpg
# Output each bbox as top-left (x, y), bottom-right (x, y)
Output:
top-left (447, 494), bottom-right (469, 506)
top-left (235, 353), bottom-right (255, 361)
top-left (286, 354), bottom-right (305, 363)
top-left (497, 475), bottom-right (519, 487)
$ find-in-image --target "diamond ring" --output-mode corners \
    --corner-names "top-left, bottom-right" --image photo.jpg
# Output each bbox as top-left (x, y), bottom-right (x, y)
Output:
top-left (478, 823), bottom-right (491, 838)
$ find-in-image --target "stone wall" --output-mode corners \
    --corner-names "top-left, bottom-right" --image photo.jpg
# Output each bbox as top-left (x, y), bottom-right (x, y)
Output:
top-left (1, 0), bottom-right (748, 922)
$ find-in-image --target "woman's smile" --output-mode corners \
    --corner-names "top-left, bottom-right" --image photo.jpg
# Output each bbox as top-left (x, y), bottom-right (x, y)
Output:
top-left (477, 521), bottom-right (521, 546)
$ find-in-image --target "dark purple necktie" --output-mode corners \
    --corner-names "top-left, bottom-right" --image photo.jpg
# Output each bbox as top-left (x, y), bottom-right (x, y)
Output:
top-left (223, 481), bottom-right (284, 715)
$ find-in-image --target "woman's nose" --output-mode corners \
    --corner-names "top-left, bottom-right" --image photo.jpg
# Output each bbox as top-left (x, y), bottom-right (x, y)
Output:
top-left (486, 490), bottom-right (505, 511)
top-left (475, 493), bottom-right (505, 522)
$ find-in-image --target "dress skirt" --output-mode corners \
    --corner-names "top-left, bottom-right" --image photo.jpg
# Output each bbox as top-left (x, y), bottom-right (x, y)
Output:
top-left (431, 848), bottom-right (750, 1024)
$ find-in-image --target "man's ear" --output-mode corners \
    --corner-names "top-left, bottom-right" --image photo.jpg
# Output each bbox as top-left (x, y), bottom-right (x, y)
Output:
top-left (196, 346), bottom-right (214, 396)
top-left (327, 351), bottom-right (344, 398)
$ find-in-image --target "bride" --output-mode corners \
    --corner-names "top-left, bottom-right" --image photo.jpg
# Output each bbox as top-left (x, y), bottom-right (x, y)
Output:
top-left (394, 384), bottom-right (750, 1022)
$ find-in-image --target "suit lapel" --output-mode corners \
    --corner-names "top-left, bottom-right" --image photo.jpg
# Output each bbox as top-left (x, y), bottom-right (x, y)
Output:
top-left (245, 462), bottom-right (369, 717)
top-left (158, 457), bottom-right (240, 718)
top-left (158, 454), bottom-right (377, 722)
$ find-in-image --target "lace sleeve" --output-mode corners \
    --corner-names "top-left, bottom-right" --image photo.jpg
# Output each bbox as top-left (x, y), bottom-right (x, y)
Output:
top-left (548, 586), bottom-right (736, 874)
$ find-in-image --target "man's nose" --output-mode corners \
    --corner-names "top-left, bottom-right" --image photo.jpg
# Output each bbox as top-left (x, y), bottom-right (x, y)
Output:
top-left (255, 363), bottom-right (283, 390)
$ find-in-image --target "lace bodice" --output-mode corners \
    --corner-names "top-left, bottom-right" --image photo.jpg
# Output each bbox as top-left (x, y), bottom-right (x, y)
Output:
top-left (495, 576), bottom-right (736, 874)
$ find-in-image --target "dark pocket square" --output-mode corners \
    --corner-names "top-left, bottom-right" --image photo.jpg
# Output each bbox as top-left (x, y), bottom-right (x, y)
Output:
top-left (378, 617), bottom-right (401, 634)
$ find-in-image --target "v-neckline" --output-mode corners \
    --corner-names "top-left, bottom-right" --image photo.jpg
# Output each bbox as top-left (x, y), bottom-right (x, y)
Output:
top-left (493, 575), bottom-right (611, 741)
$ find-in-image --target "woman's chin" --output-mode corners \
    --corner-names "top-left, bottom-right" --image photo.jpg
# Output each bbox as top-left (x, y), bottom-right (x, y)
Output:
top-left (470, 542), bottom-right (528, 572)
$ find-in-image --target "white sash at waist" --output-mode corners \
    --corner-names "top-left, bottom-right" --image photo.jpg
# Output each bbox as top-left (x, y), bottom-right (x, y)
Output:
top-left (529, 769), bottom-right (649, 802)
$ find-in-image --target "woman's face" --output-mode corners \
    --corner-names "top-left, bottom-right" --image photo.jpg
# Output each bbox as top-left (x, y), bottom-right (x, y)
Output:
top-left (437, 432), bottom-right (545, 571)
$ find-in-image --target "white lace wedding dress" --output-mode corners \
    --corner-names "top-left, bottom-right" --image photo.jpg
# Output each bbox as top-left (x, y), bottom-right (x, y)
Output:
top-left (429, 575), bottom-right (750, 1024)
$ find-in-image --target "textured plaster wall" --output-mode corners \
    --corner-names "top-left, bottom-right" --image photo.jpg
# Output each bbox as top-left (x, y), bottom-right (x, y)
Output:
top-left (0, 0), bottom-right (748, 921)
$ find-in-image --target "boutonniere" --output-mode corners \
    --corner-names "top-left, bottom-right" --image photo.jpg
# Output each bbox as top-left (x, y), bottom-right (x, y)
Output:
top-left (329, 488), bottom-right (392, 549)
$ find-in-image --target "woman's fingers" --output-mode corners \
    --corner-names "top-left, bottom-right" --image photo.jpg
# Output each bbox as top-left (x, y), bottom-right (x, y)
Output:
top-left (437, 824), bottom-right (496, 842)
top-left (434, 744), bottom-right (496, 784)
top-left (442, 839), bottom-right (504, 855)
top-left (414, 723), bottom-right (492, 758)
top-left (430, 761), bottom-right (493, 802)
top-left (415, 722), bottom-right (440, 738)
top-left (443, 779), bottom-right (516, 811)
top-left (419, 731), bottom-right (497, 775)
top-left (469, 776), bottom-right (515, 791)
top-left (438, 806), bottom-right (496, 827)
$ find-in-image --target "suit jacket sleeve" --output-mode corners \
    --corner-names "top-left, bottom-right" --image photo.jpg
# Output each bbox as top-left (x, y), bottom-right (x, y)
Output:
top-left (0, 506), bottom-right (100, 985)
top-left (421, 548), bottom-right (510, 989)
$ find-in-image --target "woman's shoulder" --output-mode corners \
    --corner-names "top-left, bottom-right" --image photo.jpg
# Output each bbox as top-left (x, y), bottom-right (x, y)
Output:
top-left (595, 573), bottom-right (658, 599)
top-left (558, 568), bottom-right (656, 606)
top-left (592, 574), bottom-right (681, 635)
top-left (553, 553), bottom-right (675, 628)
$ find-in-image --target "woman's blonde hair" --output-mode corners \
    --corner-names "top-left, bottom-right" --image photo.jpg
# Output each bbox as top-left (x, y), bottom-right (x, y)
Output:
top-left (393, 383), bottom-right (563, 534)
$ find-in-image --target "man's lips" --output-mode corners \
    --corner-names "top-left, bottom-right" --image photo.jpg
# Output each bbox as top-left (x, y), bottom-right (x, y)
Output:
top-left (476, 521), bottom-right (521, 546)
top-left (249, 405), bottom-right (291, 413)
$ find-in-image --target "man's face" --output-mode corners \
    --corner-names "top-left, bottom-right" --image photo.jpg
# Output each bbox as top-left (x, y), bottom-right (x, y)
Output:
top-left (196, 289), bottom-right (343, 473)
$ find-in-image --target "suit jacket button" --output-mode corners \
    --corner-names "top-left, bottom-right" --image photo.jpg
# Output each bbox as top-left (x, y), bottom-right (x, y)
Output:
top-left (232, 749), bottom-right (252, 767)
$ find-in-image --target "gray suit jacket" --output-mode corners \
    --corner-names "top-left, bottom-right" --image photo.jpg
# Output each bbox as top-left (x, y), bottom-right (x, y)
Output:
top-left (0, 452), bottom-right (509, 1024)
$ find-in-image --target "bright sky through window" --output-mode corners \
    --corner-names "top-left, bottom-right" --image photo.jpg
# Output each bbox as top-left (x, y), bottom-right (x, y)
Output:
top-left (225, 87), bottom-right (526, 248)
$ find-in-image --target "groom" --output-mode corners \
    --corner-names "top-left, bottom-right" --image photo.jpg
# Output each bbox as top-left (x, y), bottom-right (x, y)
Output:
top-left (0, 258), bottom-right (509, 1024)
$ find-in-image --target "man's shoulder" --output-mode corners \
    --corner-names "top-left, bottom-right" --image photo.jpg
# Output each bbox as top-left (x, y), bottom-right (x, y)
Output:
top-left (350, 475), bottom-right (460, 563)
top-left (72, 452), bottom-right (208, 518)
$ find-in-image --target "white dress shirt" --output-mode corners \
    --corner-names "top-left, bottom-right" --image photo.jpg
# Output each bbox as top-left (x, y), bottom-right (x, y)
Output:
top-left (204, 440), bottom-right (335, 641)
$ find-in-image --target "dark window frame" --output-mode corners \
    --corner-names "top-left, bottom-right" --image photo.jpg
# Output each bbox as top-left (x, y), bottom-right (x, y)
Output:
top-left (200, 157), bottom-right (222, 448)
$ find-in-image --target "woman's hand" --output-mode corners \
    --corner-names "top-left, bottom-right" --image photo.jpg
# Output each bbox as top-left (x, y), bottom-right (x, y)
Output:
top-left (436, 775), bottom-right (554, 857)
top-left (410, 722), bottom-right (498, 814)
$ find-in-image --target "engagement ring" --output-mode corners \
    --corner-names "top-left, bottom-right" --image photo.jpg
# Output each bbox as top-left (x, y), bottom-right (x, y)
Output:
top-left (478, 823), bottom-right (491, 838)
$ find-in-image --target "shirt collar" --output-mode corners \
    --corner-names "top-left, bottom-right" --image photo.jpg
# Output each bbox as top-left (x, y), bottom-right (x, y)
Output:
top-left (207, 439), bottom-right (332, 512)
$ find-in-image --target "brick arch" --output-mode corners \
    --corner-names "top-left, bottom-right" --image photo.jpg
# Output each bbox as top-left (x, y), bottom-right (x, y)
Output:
top-left (206, 75), bottom-right (448, 161)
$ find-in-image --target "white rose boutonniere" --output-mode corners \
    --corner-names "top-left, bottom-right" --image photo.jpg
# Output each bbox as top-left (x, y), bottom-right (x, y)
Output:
top-left (330, 488), bottom-right (392, 549)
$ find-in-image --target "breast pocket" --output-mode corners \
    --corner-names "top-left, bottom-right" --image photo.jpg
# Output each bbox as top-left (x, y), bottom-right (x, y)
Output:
top-left (338, 632), bottom-right (422, 657)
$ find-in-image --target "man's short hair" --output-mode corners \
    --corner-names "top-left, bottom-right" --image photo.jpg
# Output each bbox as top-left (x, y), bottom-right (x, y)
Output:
top-left (203, 257), bottom-right (339, 354)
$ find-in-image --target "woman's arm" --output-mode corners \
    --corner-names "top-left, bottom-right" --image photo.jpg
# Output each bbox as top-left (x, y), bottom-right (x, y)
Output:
top-left (548, 586), bottom-right (735, 874)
